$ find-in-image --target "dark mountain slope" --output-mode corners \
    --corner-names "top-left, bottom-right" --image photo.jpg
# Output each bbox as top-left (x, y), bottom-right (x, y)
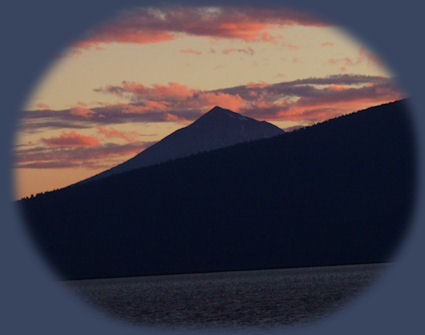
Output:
top-left (19, 100), bottom-right (415, 280)
top-left (84, 106), bottom-right (284, 182)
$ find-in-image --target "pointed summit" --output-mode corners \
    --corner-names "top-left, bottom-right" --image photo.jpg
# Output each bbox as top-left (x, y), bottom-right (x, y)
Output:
top-left (210, 105), bottom-right (229, 113)
top-left (193, 106), bottom-right (251, 126)
top-left (82, 106), bottom-right (284, 183)
top-left (205, 105), bottom-right (241, 116)
top-left (197, 106), bottom-right (241, 118)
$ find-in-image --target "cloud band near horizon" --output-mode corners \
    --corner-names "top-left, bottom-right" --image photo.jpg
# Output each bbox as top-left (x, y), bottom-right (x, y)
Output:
top-left (15, 141), bottom-right (155, 170)
top-left (20, 74), bottom-right (403, 132)
top-left (16, 74), bottom-right (404, 172)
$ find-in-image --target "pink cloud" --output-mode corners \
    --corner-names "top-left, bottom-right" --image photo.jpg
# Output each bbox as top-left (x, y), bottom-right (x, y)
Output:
top-left (41, 131), bottom-right (100, 147)
top-left (180, 48), bottom-right (202, 55)
top-left (222, 46), bottom-right (255, 55)
top-left (70, 6), bottom-right (329, 54)
top-left (16, 161), bottom-right (81, 169)
top-left (72, 31), bottom-right (174, 54)
top-left (327, 84), bottom-right (350, 91)
top-left (70, 106), bottom-right (96, 118)
top-left (285, 43), bottom-right (299, 50)
top-left (197, 92), bottom-right (244, 112)
top-left (259, 31), bottom-right (281, 42)
top-left (245, 82), bottom-right (268, 89)
top-left (15, 141), bottom-right (154, 170)
top-left (329, 47), bottom-right (383, 72)
top-left (96, 126), bottom-right (138, 141)
top-left (359, 46), bottom-right (382, 67)
top-left (98, 82), bottom-right (243, 113)
top-left (131, 102), bottom-right (168, 114)
top-left (275, 97), bottom-right (395, 122)
top-left (321, 41), bottom-right (334, 47)
top-left (118, 81), bottom-right (197, 101)
top-left (36, 103), bottom-right (50, 109)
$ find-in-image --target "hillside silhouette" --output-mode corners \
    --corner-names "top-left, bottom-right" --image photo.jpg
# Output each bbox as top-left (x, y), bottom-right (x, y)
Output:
top-left (83, 106), bottom-right (284, 183)
top-left (19, 100), bottom-right (415, 280)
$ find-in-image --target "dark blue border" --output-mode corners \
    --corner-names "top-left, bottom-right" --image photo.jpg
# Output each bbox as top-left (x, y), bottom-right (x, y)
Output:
top-left (1, 1), bottom-right (424, 334)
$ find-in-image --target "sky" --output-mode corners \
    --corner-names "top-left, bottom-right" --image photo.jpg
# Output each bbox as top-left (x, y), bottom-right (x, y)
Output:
top-left (14, 5), bottom-right (405, 199)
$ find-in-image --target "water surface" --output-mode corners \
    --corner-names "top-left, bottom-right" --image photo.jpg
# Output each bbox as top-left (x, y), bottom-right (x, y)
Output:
top-left (67, 263), bottom-right (385, 329)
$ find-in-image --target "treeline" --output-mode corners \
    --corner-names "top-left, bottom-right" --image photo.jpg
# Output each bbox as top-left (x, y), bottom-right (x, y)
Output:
top-left (19, 100), bottom-right (416, 280)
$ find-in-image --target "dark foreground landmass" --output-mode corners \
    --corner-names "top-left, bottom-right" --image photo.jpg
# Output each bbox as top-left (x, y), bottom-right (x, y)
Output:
top-left (20, 100), bottom-right (415, 279)
top-left (67, 263), bottom-right (385, 329)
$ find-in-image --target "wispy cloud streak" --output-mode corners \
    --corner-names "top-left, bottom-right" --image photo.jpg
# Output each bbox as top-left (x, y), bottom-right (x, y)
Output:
top-left (70, 6), bottom-right (329, 54)
top-left (15, 141), bottom-right (155, 169)
top-left (41, 131), bottom-right (99, 147)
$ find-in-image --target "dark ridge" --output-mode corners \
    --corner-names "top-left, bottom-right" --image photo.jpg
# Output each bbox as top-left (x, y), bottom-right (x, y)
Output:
top-left (80, 106), bottom-right (284, 183)
top-left (19, 99), bottom-right (415, 280)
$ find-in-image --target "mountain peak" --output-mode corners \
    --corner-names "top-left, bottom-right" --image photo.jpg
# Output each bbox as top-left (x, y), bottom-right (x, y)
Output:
top-left (196, 106), bottom-right (249, 124)
top-left (82, 106), bottom-right (284, 183)
top-left (209, 106), bottom-right (231, 113)
top-left (204, 106), bottom-right (236, 116)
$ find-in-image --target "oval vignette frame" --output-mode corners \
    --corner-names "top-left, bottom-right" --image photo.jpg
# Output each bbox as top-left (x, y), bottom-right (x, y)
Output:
top-left (1, 1), bottom-right (425, 335)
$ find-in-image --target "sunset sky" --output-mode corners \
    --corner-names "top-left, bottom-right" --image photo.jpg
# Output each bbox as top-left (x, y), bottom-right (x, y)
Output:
top-left (14, 5), bottom-right (404, 199)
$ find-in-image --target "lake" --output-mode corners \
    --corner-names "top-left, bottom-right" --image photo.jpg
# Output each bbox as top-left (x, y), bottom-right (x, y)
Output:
top-left (66, 263), bottom-right (385, 330)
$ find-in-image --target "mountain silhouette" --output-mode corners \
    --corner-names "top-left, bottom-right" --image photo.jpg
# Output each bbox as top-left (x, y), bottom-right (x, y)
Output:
top-left (19, 100), bottom-right (415, 280)
top-left (84, 106), bottom-right (284, 183)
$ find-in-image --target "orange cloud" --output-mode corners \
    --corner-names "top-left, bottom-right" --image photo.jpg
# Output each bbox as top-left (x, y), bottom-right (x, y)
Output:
top-left (114, 101), bottom-right (168, 114)
top-left (222, 46), bottom-right (255, 55)
top-left (327, 84), bottom-right (350, 91)
top-left (70, 106), bottom-right (95, 118)
top-left (119, 81), bottom-right (197, 101)
top-left (72, 31), bottom-right (174, 54)
top-left (36, 103), bottom-right (50, 109)
top-left (69, 6), bottom-right (329, 54)
top-left (321, 41), bottom-right (334, 47)
top-left (358, 46), bottom-right (382, 67)
top-left (197, 92), bottom-right (244, 112)
top-left (276, 97), bottom-right (398, 122)
top-left (329, 47), bottom-right (383, 72)
top-left (284, 42), bottom-right (299, 50)
top-left (96, 126), bottom-right (138, 141)
top-left (15, 141), bottom-right (154, 170)
top-left (180, 48), bottom-right (202, 55)
top-left (259, 31), bottom-right (281, 42)
top-left (41, 131), bottom-right (100, 147)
